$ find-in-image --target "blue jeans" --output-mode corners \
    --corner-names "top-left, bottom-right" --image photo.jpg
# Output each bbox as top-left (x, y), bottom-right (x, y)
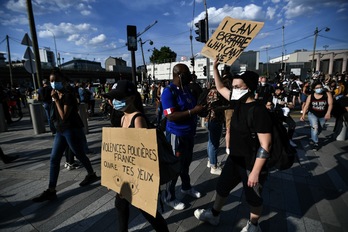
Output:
top-left (205, 121), bottom-right (222, 166)
top-left (307, 112), bottom-right (326, 143)
top-left (49, 127), bottom-right (94, 188)
top-left (165, 132), bottom-right (194, 200)
top-left (43, 102), bottom-right (56, 133)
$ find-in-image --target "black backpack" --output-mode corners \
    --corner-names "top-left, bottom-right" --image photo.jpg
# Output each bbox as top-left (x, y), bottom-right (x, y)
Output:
top-left (82, 89), bottom-right (92, 103)
top-left (247, 105), bottom-right (297, 170)
top-left (130, 113), bottom-right (180, 185)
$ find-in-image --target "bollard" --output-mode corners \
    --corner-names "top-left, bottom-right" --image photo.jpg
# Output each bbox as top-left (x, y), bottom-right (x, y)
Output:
top-left (336, 120), bottom-right (347, 141)
top-left (0, 103), bottom-right (8, 132)
top-left (29, 103), bottom-right (46, 134)
top-left (79, 103), bottom-right (89, 134)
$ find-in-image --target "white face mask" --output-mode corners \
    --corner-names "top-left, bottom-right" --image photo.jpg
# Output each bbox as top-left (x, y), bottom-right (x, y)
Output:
top-left (231, 88), bottom-right (249, 100)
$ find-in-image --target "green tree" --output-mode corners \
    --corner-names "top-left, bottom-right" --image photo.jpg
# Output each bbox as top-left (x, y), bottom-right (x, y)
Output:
top-left (149, 46), bottom-right (177, 64)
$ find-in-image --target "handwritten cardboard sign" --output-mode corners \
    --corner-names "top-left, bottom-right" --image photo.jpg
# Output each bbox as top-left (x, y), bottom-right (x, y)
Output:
top-left (101, 127), bottom-right (160, 217)
top-left (201, 17), bottom-right (264, 65)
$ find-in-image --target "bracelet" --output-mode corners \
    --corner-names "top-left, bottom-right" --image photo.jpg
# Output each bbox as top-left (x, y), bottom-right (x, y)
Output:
top-left (188, 110), bottom-right (191, 117)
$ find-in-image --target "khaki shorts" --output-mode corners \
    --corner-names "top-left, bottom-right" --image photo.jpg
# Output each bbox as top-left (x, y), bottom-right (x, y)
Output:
top-left (225, 109), bottom-right (234, 129)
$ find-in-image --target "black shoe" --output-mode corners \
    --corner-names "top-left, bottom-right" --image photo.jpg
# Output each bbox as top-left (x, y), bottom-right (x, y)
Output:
top-left (2, 155), bottom-right (19, 164)
top-left (32, 189), bottom-right (57, 202)
top-left (0, 147), bottom-right (18, 164)
top-left (79, 172), bottom-right (100, 186)
top-left (313, 143), bottom-right (319, 151)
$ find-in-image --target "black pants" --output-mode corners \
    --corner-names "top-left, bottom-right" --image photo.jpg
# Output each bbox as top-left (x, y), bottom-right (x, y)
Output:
top-left (217, 156), bottom-right (268, 207)
top-left (115, 194), bottom-right (169, 232)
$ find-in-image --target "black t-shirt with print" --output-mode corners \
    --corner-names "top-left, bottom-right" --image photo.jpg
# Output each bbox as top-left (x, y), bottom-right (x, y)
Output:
top-left (229, 101), bottom-right (272, 170)
top-left (55, 89), bottom-right (84, 132)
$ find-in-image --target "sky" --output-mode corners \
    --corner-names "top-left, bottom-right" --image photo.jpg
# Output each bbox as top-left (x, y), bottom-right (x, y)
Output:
top-left (0, 0), bottom-right (348, 68)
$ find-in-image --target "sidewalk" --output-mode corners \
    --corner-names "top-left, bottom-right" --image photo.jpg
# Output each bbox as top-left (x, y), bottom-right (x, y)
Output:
top-left (0, 105), bottom-right (347, 232)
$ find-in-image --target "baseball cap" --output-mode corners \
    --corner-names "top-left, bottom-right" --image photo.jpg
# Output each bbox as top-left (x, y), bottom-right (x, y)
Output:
top-left (234, 71), bottom-right (259, 92)
top-left (103, 80), bottom-right (137, 100)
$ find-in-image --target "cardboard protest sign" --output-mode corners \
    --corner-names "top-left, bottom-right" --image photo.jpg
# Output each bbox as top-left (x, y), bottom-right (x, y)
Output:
top-left (201, 17), bottom-right (264, 65)
top-left (101, 127), bottom-right (160, 217)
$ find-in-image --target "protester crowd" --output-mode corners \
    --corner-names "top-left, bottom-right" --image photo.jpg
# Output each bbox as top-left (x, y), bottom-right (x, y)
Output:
top-left (1, 64), bottom-right (348, 232)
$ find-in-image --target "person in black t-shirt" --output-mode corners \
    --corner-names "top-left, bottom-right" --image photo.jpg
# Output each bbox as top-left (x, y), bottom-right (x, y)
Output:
top-left (32, 68), bottom-right (99, 203)
top-left (194, 58), bottom-right (272, 232)
top-left (38, 79), bottom-right (56, 134)
top-left (255, 76), bottom-right (274, 105)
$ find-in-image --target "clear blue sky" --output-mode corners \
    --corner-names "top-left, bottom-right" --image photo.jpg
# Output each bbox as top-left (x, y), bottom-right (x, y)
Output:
top-left (1, 0), bottom-right (347, 68)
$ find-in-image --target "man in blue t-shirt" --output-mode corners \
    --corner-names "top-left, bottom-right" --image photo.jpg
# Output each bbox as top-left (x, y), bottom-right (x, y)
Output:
top-left (161, 63), bottom-right (204, 210)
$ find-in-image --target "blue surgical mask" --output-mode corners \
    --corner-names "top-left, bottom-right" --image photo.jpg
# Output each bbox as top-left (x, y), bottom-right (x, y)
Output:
top-left (112, 99), bottom-right (127, 111)
top-left (51, 82), bottom-right (63, 90)
top-left (314, 88), bottom-right (324, 94)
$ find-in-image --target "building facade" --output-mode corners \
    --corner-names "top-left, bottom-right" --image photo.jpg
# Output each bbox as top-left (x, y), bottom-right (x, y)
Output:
top-left (270, 49), bottom-right (348, 74)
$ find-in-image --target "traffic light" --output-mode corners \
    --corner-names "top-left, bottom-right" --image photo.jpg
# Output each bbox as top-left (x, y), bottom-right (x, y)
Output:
top-left (127, 25), bottom-right (137, 51)
top-left (195, 19), bottom-right (207, 43)
top-left (203, 66), bottom-right (207, 76)
top-left (190, 57), bottom-right (195, 67)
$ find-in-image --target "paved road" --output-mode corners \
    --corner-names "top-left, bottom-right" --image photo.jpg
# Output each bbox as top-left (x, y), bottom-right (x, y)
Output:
top-left (0, 104), bottom-right (347, 232)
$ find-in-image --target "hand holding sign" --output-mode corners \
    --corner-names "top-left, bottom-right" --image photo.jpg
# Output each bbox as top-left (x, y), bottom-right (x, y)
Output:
top-left (201, 17), bottom-right (264, 66)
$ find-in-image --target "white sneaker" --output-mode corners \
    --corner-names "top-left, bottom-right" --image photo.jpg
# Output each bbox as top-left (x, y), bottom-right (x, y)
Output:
top-left (163, 198), bottom-right (185, 210)
top-left (181, 188), bottom-right (202, 199)
top-left (226, 148), bottom-right (230, 155)
top-left (194, 208), bottom-right (220, 226)
top-left (289, 139), bottom-right (297, 147)
top-left (207, 160), bottom-right (211, 168)
top-left (241, 220), bottom-right (261, 232)
top-left (210, 166), bottom-right (222, 175)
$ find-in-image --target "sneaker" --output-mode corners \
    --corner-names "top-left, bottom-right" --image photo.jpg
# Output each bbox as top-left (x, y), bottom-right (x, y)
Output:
top-left (64, 162), bottom-right (69, 168)
top-left (207, 161), bottom-right (221, 168)
top-left (194, 208), bottom-right (220, 226)
top-left (163, 197), bottom-right (185, 210)
top-left (226, 148), bottom-right (230, 155)
top-left (289, 140), bottom-right (297, 148)
top-left (79, 172), bottom-right (100, 186)
top-left (207, 160), bottom-right (211, 168)
top-left (66, 163), bottom-right (81, 170)
top-left (181, 188), bottom-right (201, 199)
top-left (32, 189), bottom-right (57, 202)
top-left (210, 166), bottom-right (222, 175)
top-left (313, 143), bottom-right (319, 151)
top-left (241, 220), bottom-right (261, 232)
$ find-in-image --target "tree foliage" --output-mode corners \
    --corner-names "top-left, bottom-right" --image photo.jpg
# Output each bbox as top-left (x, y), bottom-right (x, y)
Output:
top-left (149, 46), bottom-right (177, 64)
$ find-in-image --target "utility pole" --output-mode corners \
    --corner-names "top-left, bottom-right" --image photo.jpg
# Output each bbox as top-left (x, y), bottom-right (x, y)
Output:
top-left (26, 0), bottom-right (42, 89)
top-left (281, 25), bottom-right (284, 72)
top-left (6, 35), bottom-right (13, 87)
top-left (311, 27), bottom-right (319, 73)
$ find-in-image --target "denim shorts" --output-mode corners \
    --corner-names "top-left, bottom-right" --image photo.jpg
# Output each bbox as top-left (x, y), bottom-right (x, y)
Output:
top-left (216, 156), bottom-right (268, 207)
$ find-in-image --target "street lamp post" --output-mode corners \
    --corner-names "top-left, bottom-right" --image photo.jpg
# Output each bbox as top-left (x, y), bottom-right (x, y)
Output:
top-left (139, 38), bottom-right (153, 83)
top-left (47, 29), bottom-right (58, 67)
top-left (311, 27), bottom-right (330, 73)
top-left (148, 48), bottom-right (156, 82)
